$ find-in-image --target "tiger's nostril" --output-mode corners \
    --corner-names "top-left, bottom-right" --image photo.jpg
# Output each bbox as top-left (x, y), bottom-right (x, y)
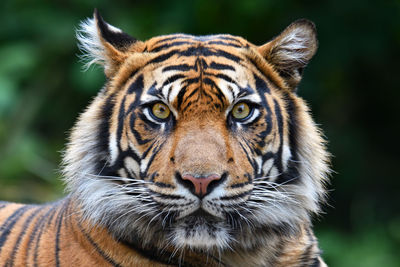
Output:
top-left (177, 173), bottom-right (224, 198)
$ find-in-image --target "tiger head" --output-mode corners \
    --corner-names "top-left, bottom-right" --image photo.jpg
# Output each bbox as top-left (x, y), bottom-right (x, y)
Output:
top-left (63, 10), bottom-right (329, 252)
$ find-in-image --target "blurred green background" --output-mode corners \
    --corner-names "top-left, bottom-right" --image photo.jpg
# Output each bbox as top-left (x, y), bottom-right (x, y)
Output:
top-left (0, 0), bottom-right (399, 266)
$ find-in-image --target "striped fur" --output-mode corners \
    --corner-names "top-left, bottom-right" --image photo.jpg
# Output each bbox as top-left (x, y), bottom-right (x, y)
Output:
top-left (0, 11), bottom-right (329, 266)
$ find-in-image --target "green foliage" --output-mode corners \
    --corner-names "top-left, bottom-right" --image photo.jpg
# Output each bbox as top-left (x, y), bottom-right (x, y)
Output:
top-left (0, 0), bottom-right (399, 264)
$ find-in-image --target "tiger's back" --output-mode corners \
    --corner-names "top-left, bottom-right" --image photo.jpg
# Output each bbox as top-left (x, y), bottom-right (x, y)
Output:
top-left (0, 10), bottom-right (329, 267)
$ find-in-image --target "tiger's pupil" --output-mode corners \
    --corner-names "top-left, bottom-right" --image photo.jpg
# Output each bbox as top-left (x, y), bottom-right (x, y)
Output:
top-left (232, 102), bottom-right (250, 120)
top-left (152, 103), bottom-right (170, 120)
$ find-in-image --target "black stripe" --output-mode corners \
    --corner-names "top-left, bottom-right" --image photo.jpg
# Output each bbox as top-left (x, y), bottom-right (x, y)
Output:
top-left (211, 49), bottom-right (242, 62)
top-left (104, 148), bottom-right (142, 180)
top-left (0, 205), bottom-right (31, 253)
top-left (77, 221), bottom-right (121, 267)
top-left (127, 74), bottom-right (144, 95)
top-left (148, 47), bottom-right (242, 66)
top-left (130, 112), bottom-right (153, 145)
top-left (96, 93), bottom-right (115, 174)
top-left (153, 182), bottom-right (176, 189)
top-left (162, 64), bottom-right (195, 72)
top-left (209, 61), bottom-right (235, 71)
top-left (215, 73), bottom-right (235, 84)
top-left (25, 205), bottom-right (53, 265)
top-left (262, 152), bottom-right (274, 162)
top-left (126, 75), bottom-right (154, 145)
top-left (207, 40), bottom-right (241, 48)
top-left (276, 92), bottom-right (300, 184)
top-left (152, 35), bottom-right (192, 45)
top-left (54, 202), bottom-right (69, 267)
top-left (247, 56), bottom-right (281, 89)
top-left (237, 86), bottom-right (255, 98)
top-left (154, 34), bottom-right (241, 47)
top-left (176, 84), bottom-right (189, 110)
top-left (183, 87), bottom-right (199, 105)
top-left (149, 49), bottom-right (181, 64)
top-left (146, 82), bottom-right (162, 98)
top-left (202, 78), bottom-right (226, 106)
top-left (140, 142), bottom-right (165, 179)
top-left (182, 77), bottom-right (200, 86)
top-left (219, 190), bottom-right (252, 200)
top-left (239, 137), bottom-right (259, 177)
top-left (273, 99), bottom-right (284, 178)
top-left (34, 205), bottom-right (58, 267)
top-left (203, 72), bottom-right (235, 84)
top-left (6, 206), bottom-right (41, 267)
top-left (141, 141), bottom-right (157, 159)
top-left (252, 75), bottom-right (275, 177)
top-left (161, 74), bottom-right (185, 88)
top-left (253, 73), bottom-right (271, 95)
top-left (147, 191), bottom-right (186, 200)
top-left (149, 41), bottom-right (195, 53)
top-left (116, 95), bottom-right (127, 150)
top-left (230, 172), bottom-right (253, 189)
top-left (238, 141), bottom-right (257, 174)
top-left (258, 109), bottom-right (273, 144)
top-left (213, 35), bottom-right (243, 44)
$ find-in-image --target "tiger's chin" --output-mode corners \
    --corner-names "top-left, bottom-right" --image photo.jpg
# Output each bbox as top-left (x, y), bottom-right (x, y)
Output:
top-left (170, 210), bottom-right (232, 250)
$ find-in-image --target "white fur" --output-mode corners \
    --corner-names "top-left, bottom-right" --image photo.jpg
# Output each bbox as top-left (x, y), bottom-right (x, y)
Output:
top-left (282, 145), bottom-right (292, 171)
top-left (76, 18), bottom-right (124, 71)
top-left (273, 26), bottom-right (315, 66)
top-left (109, 132), bottom-right (119, 164)
top-left (76, 18), bottom-right (105, 70)
top-left (171, 221), bottom-right (231, 250)
top-left (63, 20), bottom-right (328, 260)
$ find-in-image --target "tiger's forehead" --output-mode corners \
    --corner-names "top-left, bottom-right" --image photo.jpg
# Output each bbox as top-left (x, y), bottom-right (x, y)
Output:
top-left (144, 33), bottom-right (251, 52)
top-left (137, 34), bottom-right (262, 114)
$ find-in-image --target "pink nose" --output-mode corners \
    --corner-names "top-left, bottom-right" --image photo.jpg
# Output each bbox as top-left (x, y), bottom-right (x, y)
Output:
top-left (182, 174), bottom-right (222, 197)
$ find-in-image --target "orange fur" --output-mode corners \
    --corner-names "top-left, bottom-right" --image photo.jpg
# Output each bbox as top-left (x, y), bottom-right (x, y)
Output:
top-left (0, 13), bottom-right (329, 266)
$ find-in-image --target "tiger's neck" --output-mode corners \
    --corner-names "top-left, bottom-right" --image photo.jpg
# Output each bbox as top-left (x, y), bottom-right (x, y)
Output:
top-left (67, 198), bottom-right (323, 266)
top-left (29, 198), bottom-right (322, 267)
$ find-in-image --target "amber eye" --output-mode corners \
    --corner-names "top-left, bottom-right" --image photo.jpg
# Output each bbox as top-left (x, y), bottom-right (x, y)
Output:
top-left (231, 102), bottom-right (251, 120)
top-left (151, 102), bottom-right (170, 120)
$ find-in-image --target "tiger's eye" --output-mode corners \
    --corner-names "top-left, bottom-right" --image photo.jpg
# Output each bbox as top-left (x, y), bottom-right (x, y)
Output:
top-left (232, 102), bottom-right (250, 120)
top-left (152, 103), bottom-right (170, 120)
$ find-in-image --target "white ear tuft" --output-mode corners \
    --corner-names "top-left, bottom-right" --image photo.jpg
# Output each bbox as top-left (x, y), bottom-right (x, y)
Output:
top-left (76, 17), bottom-right (106, 70)
top-left (258, 19), bottom-right (318, 90)
top-left (76, 11), bottom-right (138, 76)
top-left (269, 21), bottom-right (317, 70)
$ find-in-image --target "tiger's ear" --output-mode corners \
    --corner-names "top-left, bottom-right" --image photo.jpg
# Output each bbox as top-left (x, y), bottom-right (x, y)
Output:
top-left (77, 9), bottom-right (142, 77)
top-left (258, 19), bottom-right (318, 90)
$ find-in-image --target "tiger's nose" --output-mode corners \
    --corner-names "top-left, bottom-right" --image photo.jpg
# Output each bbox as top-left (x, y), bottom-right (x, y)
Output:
top-left (181, 174), bottom-right (222, 198)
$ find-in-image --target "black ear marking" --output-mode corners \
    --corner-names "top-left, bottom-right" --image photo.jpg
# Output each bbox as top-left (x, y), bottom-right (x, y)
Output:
top-left (94, 9), bottom-right (137, 50)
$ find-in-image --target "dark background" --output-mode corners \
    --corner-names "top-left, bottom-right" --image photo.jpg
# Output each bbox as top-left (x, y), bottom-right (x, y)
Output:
top-left (0, 0), bottom-right (399, 265)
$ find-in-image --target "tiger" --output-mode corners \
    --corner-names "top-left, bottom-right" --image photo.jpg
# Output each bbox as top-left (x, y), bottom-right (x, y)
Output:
top-left (0, 10), bottom-right (330, 267)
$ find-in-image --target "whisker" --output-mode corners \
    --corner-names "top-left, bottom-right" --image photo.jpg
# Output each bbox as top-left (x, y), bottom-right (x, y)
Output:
top-left (84, 173), bottom-right (152, 184)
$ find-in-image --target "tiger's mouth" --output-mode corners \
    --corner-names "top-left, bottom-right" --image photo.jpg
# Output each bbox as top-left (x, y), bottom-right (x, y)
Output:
top-left (181, 209), bottom-right (222, 224)
top-left (171, 208), bottom-right (231, 249)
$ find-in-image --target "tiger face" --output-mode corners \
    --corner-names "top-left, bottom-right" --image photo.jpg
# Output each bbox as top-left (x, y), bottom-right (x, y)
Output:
top-left (63, 11), bottom-right (329, 252)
